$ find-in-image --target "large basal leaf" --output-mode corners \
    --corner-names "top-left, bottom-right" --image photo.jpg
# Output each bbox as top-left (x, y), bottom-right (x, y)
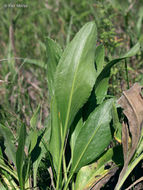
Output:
top-left (95, 42), bottom-right (140, 104)
top-left (0, 124), bottom-right (16, 166)
top-left (54, 21), bottom-right (97, 138)
top-left (46, 37), bottom-right (62, 96)
top-left (71, 99), bottom-right (114, 173)
top-left (16, 124), bottom-right (26, 189)
top-left (45, 39), bottom-right (62, 173)
top-left (115, 83), bottom-right (143, 190)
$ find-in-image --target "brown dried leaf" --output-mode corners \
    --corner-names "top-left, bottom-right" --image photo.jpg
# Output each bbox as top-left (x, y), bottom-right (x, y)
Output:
top-left (91, 166), bottom-right (118, 190)
top-left (122, 122), bottom-right (130, 161)
top-left (116, 83), bottom-right (143, 188)
top-left (118, 83), bottom-right (143, 162)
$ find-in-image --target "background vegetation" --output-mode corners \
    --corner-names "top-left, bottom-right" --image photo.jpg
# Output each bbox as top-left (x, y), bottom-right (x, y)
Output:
top-left (0, 0), bottom-right (143, 189)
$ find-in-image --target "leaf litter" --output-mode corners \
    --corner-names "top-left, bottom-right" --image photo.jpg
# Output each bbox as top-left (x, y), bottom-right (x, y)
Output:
top-left (116, 83), bottom-right (143, 189)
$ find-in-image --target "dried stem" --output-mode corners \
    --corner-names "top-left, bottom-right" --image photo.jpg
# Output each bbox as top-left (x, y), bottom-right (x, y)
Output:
top-left (9, 22), bottom-right (19, 65)
top-left (125, 176), bottom-right (143, 190)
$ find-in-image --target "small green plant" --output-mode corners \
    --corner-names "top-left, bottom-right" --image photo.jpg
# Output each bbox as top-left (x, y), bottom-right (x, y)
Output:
top-left (0, 105), bottom-right (50, 190)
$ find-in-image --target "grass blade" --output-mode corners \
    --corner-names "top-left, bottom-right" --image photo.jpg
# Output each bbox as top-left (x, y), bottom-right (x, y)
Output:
top-left (16, 124), bottom-right (26, 190)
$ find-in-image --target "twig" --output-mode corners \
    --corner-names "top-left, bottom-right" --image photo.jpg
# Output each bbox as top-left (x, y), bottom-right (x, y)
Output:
top-left (125, 176), bottom-right (143, 190)
top-left (48, 167), bottom-right (56, 190)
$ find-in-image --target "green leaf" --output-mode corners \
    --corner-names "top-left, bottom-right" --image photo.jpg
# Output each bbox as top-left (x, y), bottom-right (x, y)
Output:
top-left (49, 97), bottom-right (61, 173)
top-left (46, 37), bottom-right (62, 96)
top-left (75, 148), bottom-right (115, 190)
top-left (23, 58), bottom-right (46, 68)
top-left (30, 105), bottom-right (40, 130)
top-left (49, 22), bottom-right (97, 178)
top-left (71, 99), bottom-right (114, 173)
top-left (1, 171), bottom-right (19, 190)
top-left (54, 21), bottom-right (97, 138)
top-left (95, 44), bottom-right (105, 77)
top-left (95, 77), bottom-right (109, 105)
top-left (70, 116), bottom-right (83, 160)
top-left (27, 131), bottom-right (38, 154)
top-left (123, 43), bottom-right (140, 57)
top-left (134, 126), bottom-right (143, 158)
top-left (0, 157), bottom-right (18, 181)
top-left (0, 124), bottom-right (16, 166)
top-left (16, 124), bottom-right (26, 190)
top-left (0, 148), bottom-right (18, 182)
top-left (95, 42), bottom-right (140, 104)
top-left (0, 182), bottom-right (7, 190)
top-left (33, 128), bottom-right (50, 188)
top-left (112, 103), bottom-right (122, 143)
top-left (115, 153), bottom-right (143, 190)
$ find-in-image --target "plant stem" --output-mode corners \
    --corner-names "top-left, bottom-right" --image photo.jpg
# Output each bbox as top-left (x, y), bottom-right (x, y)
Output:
top-left (115, 153), bottom-right (143, 190)
top-left (67, 159), bottom-right (72, 173)
top-left (56, 139), bottom-right (65, 190)
top-left (0, 161), bottom-right (18, 180)
top-left (63, 150), bottom-right (68, 183)
top-left (56, 116), bottom-right (65, 190)
top-left (124, 59), bottom-right (129, 89)
top-left (56, 131), bottom-right (70, 190)
top-left (56, 92), bottom-right (73, 189)
top-left (125, 176), bottom-right (143, 190)
top-left (72, 181), bottom-right (75, 190)
top-left (63, 172), bottom-right (74, 190)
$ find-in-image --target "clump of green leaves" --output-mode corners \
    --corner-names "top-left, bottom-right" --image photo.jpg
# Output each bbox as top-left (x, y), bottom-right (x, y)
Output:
top-left (46, 21), bottom-right (140, 190)
top-left (0, 21), bottom-right (141, 190)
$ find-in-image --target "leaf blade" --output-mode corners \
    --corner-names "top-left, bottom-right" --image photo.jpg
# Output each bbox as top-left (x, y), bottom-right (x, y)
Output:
top-left (49, 97), bottom-right (61, 173)
top-left (95, 44), bottom-right (105, 76)
top-left (71, 99), bottom-right (114, 173)
top-left (0, 124), bottom-right (16, 166)
top-left (54, 21), bottom-right (97, 138)
top-left (46, 37), bottom-right (62, 96)
top-left (16, 124), bottom-right (26, 189)
top-left (75, 148), bottom-right (117, 190)
top-left (95, 42), bottom-right (140, 104)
